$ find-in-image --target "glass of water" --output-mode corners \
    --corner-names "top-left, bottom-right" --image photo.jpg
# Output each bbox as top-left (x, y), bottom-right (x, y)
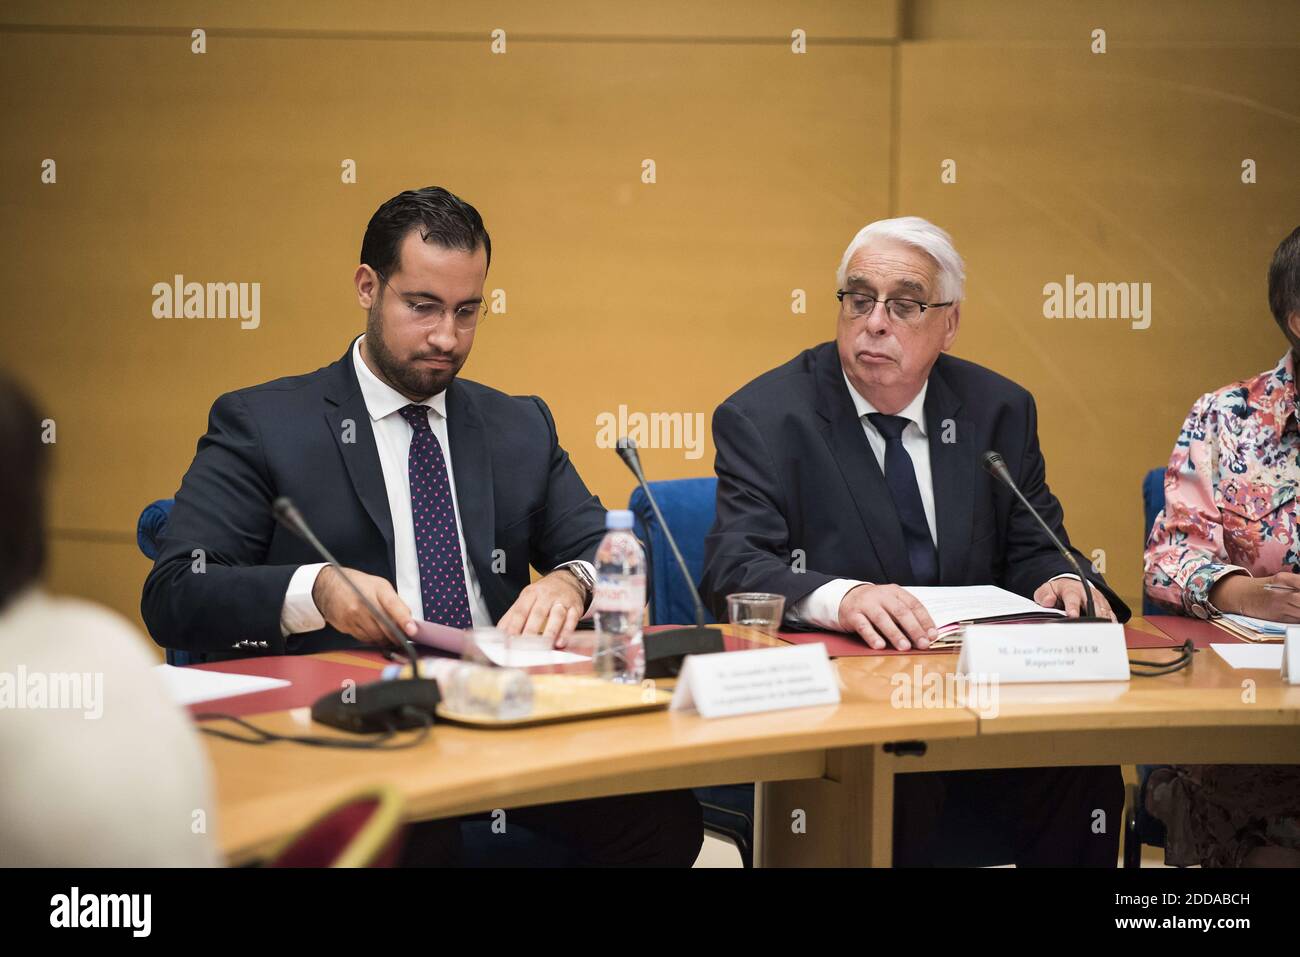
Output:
top-left (726, 592), bottom-right (786, 635)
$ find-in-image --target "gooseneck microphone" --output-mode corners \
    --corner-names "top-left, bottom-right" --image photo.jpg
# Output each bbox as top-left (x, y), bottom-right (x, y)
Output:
top-left (273, 496), bottom-right (440, 732)
top-left (615, 439), bottom-right (724, 677)
top-left (980, 451), bottom-right (1104, 622)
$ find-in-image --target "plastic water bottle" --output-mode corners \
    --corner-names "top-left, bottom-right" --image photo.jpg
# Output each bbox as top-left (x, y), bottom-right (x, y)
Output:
top-left (592, 509), bottom-right (646, 683)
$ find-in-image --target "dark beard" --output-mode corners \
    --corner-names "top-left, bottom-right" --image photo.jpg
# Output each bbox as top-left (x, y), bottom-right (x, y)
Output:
top-left (365, 306), bottom-right (461, 399)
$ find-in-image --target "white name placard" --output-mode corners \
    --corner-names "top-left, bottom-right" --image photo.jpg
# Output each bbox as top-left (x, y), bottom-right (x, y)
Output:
top-left (956, 622), bottom-right (1130, 683)
top-left (1284, 627), bottom-right (1300, 685)
top-left (670, 643), bottom-right (841, 718)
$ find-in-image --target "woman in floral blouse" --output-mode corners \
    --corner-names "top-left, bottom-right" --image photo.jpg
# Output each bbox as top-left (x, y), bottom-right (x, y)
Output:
top-left (1142, 225), bottom-right (1300, 867)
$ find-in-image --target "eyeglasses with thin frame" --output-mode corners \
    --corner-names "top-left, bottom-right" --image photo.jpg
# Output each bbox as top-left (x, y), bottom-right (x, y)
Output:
top-left (375, 271), bottom-right (486, 331)
top-left (836, 289), bottom-right (953, 323)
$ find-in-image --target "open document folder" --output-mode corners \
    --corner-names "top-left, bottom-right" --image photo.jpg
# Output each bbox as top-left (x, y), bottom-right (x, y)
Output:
top-left (903, 585), bottom-right (1066, 647)
top-left (1214, 613), bottom-right (1288, 642)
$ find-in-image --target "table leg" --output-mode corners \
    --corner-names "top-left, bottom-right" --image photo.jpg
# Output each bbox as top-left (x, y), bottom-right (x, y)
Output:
top-left (757, 745), bottom-right (895, 866)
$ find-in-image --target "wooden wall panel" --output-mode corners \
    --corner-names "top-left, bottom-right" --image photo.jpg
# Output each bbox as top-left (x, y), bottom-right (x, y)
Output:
top-left (896, 9), bottom-right (1300, 608)
top-left (1, 0), bottom-right (900, 39)
top-left (45, 536), bottom-right (158, 653)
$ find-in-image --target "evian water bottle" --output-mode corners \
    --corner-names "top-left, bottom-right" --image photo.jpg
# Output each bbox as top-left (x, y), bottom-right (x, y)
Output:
top-left (592, 510), bottom-right (646, 683)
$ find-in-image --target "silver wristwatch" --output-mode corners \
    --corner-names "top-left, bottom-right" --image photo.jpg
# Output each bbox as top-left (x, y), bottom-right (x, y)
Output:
top-left (559, 562), bottom-right (595, 606)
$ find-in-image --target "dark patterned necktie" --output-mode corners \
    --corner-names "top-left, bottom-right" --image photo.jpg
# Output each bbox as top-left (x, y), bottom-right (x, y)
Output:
top-left (866, 413), bottom-right (939, 586)
top-left (398, 404), bottom-right (473, 628)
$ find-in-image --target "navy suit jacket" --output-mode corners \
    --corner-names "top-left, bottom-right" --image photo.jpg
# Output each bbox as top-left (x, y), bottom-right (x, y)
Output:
top-left (699, 342), bottom-right (1129, 623)
top-left (142, 341), bottom-right (607, 657)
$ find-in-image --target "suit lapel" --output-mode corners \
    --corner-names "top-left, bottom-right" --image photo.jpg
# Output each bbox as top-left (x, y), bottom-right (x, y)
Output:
top-left (814, 347), bottom-right (914, 584)
top-left (925, 357), bottom-right (976, 584)
top-left (323, 345), bottom-right (395, 578)
top-left (445, 380), bottom-right (496, 589)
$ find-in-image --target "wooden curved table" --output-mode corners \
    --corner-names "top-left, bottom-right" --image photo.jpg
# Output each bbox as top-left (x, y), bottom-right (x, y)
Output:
top-left (201, 618), bottom-right (1300, 866)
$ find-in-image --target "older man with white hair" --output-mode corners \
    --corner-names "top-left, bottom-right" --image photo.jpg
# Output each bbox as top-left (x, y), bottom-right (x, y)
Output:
top-left (700, 216), bottom-right (1127, 866)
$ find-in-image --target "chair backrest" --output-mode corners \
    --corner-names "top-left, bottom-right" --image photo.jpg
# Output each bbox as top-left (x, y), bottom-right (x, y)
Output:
top-left (136, 497), bottom-right (194, 666)
top-left (136, 498), bottom-right (174, 561)
top-left (1136, 467), bottom-right (1174, 849)
top-left (628, 477), bottom-right (718, 626)
top-left (1141, 466), bottom-right (1167, 617)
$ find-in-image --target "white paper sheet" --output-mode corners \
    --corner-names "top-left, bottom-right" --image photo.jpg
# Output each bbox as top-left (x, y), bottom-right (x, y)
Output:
top-left (470, 633), bottom-right (591, 668)
top-left (1210, 643), bottom-right (1285, 670)
top-left (153, 664), bottom-right (290, 706)
top-left (903, 585), bottom-right (1066, 630)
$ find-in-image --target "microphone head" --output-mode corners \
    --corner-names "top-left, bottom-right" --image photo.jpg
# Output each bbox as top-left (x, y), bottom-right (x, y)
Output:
top-left (981, 451), bottom-right (1006, 475)
top-left (615, 438), bottom-right (643, 474)
top-left (981, 451), bottom-right (1015, 487)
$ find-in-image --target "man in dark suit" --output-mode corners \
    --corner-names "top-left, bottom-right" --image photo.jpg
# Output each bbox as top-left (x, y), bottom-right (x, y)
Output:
top-left (143, 186), bottom-right (701, 866)
top-left (700, 216), bottom-right (1127, 866)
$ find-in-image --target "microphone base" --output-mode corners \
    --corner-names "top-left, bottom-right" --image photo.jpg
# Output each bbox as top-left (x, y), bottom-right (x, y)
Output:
top-left (311, 678), bottom-right (440, 734)
top-left (644, 626), bottom-right (725, 679)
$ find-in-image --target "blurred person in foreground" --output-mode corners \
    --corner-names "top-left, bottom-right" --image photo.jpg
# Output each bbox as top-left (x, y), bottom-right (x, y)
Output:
top-left (0, 372), bottom-right (217, 866)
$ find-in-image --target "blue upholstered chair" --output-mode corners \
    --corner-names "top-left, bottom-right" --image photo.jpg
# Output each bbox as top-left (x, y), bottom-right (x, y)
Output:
top-left (136, 498), bottom-right (201, 666)
top-left (1123, 466), bottom-right (1172, 867)
top-left (135, 498), bottom-right (173, 563)
top-left (1141, 467), bottom-right (1167, 617)
top-left (628, 477), bottom-right (755, 866)
top-left (628, 477), bottom-right (718, 627)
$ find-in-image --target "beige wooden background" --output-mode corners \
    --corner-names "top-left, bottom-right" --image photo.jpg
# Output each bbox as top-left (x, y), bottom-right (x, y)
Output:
top-left (2, 1), bottom-right (1297, 646)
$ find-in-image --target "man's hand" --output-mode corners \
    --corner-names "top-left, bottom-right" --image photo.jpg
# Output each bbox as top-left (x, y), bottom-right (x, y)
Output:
top-left (1033, 576), bottom-right (1116, 621)
top-left (497, 570), bottom-right (587, 645)
top-left (837, 583), bottom-right (938, 650)
top-left (1209, 571), bottom-right (1300, 621)
top-left (311, 565), bottom-right (414, 648)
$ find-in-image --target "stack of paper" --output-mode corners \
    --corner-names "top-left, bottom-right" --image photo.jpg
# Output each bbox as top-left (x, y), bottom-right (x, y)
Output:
top-left (1214, 613), bottom-right (1288, 643)
top-left (903, 585), bottom-right (1066, 648)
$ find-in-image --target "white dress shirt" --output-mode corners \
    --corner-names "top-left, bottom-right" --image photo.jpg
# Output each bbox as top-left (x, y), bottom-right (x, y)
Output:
top-left (787, 374), bottom-right (934, 629)
top-left (787, 371), bottom-right (1082, 630)
top-left (280, 337), bottom-right (594, 635)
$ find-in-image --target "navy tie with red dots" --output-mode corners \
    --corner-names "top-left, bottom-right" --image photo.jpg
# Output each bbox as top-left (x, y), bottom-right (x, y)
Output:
top-left (398, 403), bottom-right (473, 628)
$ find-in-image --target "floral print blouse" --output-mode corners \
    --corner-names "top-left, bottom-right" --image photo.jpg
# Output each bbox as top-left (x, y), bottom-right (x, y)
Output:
top-left (1145, 352), bottom-right (1300, 618)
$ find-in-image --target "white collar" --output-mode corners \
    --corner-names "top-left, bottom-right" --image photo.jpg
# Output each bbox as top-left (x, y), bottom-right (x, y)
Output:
top-left (842, 369), bottom-right (928, 435)
top-left (352, 335), bottom-right (447, 423)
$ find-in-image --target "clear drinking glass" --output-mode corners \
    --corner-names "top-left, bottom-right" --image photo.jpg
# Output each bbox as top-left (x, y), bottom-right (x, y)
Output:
top-left (726, 592), bottom-right (786, 635)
